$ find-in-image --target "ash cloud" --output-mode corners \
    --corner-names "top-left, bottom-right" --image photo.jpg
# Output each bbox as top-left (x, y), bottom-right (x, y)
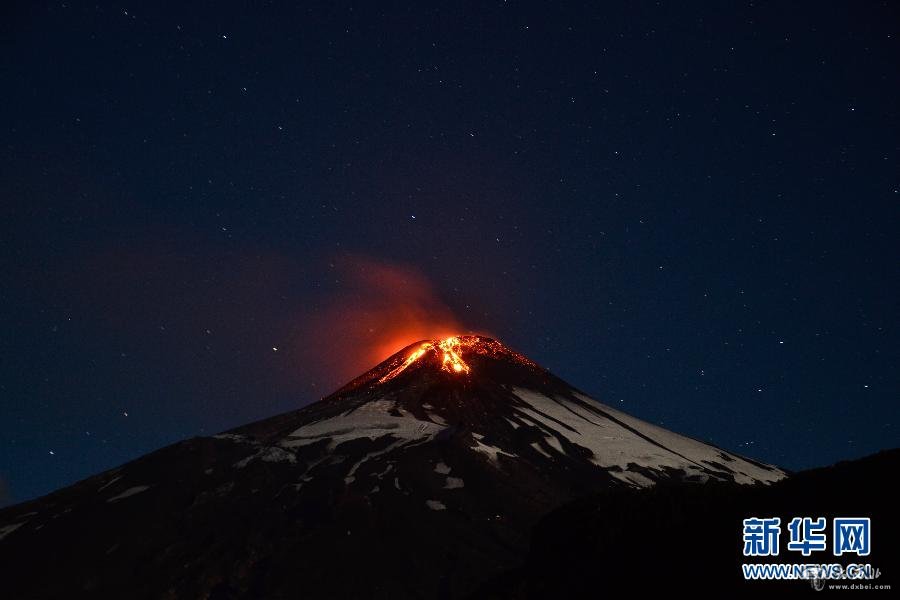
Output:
top-left (287, 255), bottom-right (480, 391)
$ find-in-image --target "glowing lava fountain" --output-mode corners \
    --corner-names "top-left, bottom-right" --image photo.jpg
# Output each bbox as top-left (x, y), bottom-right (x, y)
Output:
top-left (379, 336), bottom-right (473, 383)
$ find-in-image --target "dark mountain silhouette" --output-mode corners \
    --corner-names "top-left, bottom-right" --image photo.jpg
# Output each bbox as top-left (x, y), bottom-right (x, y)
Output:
top-left (477, 449), bottom-right (898, 597)
top-left (0, 336), bottom-right (786, 598)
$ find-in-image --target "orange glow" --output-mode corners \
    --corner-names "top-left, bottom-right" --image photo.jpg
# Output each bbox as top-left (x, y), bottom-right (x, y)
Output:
top-left (438, 336), bottom-right (471, 375)
top-left (377, 336), bottom-right (483, 382)
top-left (378, 342), bottom-right (433, 382)
top-left (336, 335), bottom-right (539, 392)
top-left (290, 256), bottom-right (475, 389)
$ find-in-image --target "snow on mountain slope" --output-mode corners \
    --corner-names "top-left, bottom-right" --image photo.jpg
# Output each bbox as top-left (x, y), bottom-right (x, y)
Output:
top-left (233, 383), bottom-right (782, 489)
top-left (0, 335), bottom-right (786, 600)
top-left (208, 337), bottom-right (784, 490)
top-left (280, 399), bottom-right (445, 449)
top-left (511, 388), bottom-right (782, 485)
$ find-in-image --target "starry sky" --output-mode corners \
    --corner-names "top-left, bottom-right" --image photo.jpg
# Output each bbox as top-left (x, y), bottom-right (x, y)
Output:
top-left (2, 1), bottom-right (897, 506)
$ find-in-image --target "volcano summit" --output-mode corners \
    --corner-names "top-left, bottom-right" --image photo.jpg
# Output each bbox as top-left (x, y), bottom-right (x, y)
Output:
top-left (0, 336), bottom-right (785, 598)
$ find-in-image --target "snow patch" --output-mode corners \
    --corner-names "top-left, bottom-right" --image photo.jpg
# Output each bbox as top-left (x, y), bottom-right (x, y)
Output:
top-left (571, 391), bottom-right (784, 485)
top-left (282, 400), bottom-right (445, 450)
top-left (233, 454), bottom-right (255, 468)
top-left (530, 442), bottom-right (552, 458)
top-left (373, 463), bottom-right (394, 479)
top-left (213, 433), bottom-right (247, 442)
top-left (609, 470), bottom-right (656, 488)
top-left (444, 477), bottom-right (464, 489)
top-left (426, 500), bottom-right (446, 511)
top-left (471, 433), bottom-right (515, 462)
top-left (214, 482), bottom-right (235, 495)
top-left (259, 447), bottom-right (297, 464)
top-left (434, 462), bottom-right (451, 475)
top-left (345, 438), bottom-right (415, 485)
top-left (107, 485), bottom-right (150, 502)
top-left (510, 388), bottom-right (783, 486)
top-left (97, 475), bottom-right (122, 493)
top-left (0, 521), bottom-right (26, 542)
top-left (426, 412), bottom-right (448, 426)
top-left (234, 446), bottom-right (297, 468)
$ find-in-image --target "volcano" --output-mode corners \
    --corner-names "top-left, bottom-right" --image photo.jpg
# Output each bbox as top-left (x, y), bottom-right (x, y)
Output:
top-left (0, 336), bottom-right (784, 598)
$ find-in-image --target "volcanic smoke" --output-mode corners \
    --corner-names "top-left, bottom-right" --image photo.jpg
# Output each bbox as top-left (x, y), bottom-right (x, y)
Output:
top-left (292, 256), bottom-right (480, 390)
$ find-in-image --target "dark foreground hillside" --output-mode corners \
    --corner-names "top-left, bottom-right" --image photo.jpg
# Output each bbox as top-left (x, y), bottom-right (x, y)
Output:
top-left (478, 449), bottom-right (898, 597)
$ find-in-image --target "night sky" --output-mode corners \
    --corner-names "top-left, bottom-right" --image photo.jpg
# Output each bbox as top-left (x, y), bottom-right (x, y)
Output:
top-left (2, 2), bottom-right (897, 507)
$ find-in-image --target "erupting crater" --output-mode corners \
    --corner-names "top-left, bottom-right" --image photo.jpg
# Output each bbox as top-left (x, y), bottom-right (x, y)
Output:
top-left (377, 335), bottom-right (537, 383)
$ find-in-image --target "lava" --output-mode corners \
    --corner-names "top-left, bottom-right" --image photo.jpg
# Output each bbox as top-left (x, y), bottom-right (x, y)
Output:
top-left (375, 335), bottom-right (539, 384)
top-left (288, 256), bottom-right (470, 390)
top-left (379, 336), bottom-right (474, 383)
top-left (437, 337), bottom-right (471, 374)
top-left (333, 335), bottom-right (543, 393)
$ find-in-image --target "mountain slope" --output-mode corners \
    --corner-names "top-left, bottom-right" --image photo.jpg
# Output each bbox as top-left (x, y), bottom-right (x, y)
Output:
top-left (477, 449), bottom-right (899, 597)
top-left (0, 336), bottom-right (784, 599)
